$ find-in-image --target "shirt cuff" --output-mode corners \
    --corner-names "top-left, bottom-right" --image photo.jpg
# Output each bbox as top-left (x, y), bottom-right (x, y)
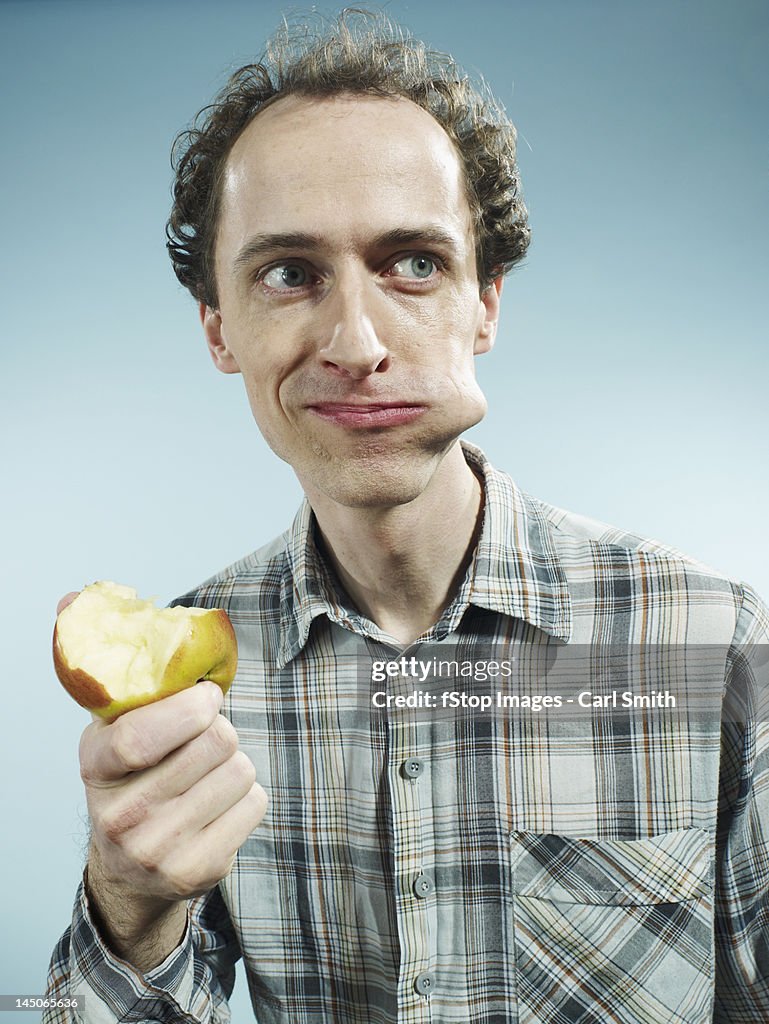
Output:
top-left (68, 873), bottom-right (211, 1023)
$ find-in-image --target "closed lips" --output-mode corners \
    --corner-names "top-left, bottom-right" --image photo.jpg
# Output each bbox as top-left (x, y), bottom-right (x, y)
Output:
top-left (307, 402), bottom-right (427, 426)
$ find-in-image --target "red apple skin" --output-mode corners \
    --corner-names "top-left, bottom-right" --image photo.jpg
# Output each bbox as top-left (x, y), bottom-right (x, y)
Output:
top-left (52, 607), bottom-right (238, 722)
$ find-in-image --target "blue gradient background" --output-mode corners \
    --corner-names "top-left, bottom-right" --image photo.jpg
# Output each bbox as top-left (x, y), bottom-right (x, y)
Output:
top-left (1, 1), bottom-right (766, 1018)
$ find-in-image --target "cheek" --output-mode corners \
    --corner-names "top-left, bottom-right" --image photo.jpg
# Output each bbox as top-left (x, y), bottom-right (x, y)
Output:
top-left (227, 316), bottom-right (297, 397)
top-left (424, 307), bottom-right (485, 372)
top-left (242, 365), bottom-right (291, 420)
top-left (391, 293), bottom-right (481, 361)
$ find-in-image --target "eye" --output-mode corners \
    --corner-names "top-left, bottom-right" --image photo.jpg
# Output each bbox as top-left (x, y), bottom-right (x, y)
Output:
top-left (260, 263), bottom-right (310, 290)
top-left (389, 254), bottom-right (438, 280)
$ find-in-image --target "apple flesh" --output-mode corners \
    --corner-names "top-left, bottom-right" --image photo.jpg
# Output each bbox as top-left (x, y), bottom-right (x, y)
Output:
top-left (53, 581), bottom-right (237, 721)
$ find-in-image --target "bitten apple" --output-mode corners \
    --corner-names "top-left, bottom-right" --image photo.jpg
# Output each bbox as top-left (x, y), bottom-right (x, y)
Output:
top-left (53, 581), bottom-right (237, 721)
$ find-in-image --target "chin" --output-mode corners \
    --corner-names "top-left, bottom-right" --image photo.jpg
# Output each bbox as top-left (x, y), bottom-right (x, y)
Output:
top-left (322, 460), bottom-right (433, 509)
top-left (321, 476), bottom-right (427, 509)
top-left (303, 441), bottom-right (453, 510)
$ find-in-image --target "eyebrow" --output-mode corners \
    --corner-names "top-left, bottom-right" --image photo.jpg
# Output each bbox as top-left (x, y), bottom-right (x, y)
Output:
top-left (231, 226), bottom-right (464, 273)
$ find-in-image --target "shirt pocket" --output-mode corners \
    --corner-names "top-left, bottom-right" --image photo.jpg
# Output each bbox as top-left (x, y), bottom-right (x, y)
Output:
top-left (510, 828), bottom-right (714, 1024)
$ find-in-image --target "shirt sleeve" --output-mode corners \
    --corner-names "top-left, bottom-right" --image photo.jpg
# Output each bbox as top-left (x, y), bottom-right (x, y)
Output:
top-left (714, 582), bottom-right (769, 1020)
top-left (43, 873), bottom-right (240, 1023)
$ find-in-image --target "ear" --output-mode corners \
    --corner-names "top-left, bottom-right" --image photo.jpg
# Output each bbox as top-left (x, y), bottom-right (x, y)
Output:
top-left (200, 303), bottom-right (241, 374)
top-left (474, 276), bottom-right (504, 355)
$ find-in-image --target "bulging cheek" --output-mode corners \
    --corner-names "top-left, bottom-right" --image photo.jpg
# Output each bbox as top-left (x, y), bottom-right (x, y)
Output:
top-left (453, 377), bottom-right (488, 429)
top-left (446, 348), bottom-right (489, 416)
top-left (424, 360), bottom-right (487, 434)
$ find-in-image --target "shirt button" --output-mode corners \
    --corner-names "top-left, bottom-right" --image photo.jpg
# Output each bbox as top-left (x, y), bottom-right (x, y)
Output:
top-left (413, 873), bottom-right (435, 898)
top-left (401, 758), bottom-right (425, 779)
top-left (414, 970), bottom-right (435, 996)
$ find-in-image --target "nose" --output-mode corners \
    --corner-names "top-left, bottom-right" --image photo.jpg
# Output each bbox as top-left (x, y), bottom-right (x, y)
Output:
top-left (317, 273), bottom-right (391, 379)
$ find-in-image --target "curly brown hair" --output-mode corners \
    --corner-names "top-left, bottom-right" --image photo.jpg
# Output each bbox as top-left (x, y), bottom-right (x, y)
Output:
top-left (166, 8), bottom-right (530, 308)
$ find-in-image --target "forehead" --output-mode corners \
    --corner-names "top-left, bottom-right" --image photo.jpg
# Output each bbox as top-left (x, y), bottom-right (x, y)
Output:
top-left (218, 93), bottom-right (474, 258)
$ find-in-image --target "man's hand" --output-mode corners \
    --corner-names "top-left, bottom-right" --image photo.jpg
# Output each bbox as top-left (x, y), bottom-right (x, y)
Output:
top-left (63, 593), bottom-right (267, 970)
top-left (82, 680), bottom-right (265, 896)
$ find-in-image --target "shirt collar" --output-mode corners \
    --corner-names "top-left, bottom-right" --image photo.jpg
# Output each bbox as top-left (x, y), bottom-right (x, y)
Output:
top-left (459, 441), bottom-right (572, 643)
top-left (277, 440), bottom-right (572, 667)
top-left (277, 498), bottom-right (342, 667)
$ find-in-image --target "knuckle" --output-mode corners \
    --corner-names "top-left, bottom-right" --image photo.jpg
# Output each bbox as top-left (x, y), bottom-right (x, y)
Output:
top-left (230, 750), bottom-right (257, 787)
top-left (209, 715), bottom-right (239, 758)
top-left (79, 720), bottom-right (115, 784)
top-left (79, 728), bottom-right (100, 784)
top-left (209, 849), bottom-right (238, 885)
top-left (161, 864), bottom-right (194, 899)
top-left (254, 781), bottom-right (269, 814)
top-left (165, 858), bottom-right (220, 899)
top-left (96, 807), bottom-right (124, 845)
top-left (247, 781), bottom-right (269, 823)
top-left (95, 793), bottom-right (150, 843)
top-left (91, 807), bottom-right (115, 844)
top-left (111, 717), bottom-right (154, 773)
top-left (189, 705), bottom-right (214, 738)
top-left (130, 835), bottom-right (165, 876)
top-left (184, 691), bottom-right (219, 737)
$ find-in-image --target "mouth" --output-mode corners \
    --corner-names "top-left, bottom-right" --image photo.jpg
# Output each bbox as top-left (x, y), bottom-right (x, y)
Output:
top-left (307, 402), bottom-right (428, 429)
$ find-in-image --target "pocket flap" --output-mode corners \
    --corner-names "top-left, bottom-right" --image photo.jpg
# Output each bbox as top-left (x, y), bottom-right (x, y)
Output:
top-left (511, 828), bottom-right (713, 906)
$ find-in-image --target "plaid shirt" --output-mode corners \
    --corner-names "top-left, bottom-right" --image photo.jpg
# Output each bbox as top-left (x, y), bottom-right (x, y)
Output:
top-left (45, 442), bottom-right (769, 1023)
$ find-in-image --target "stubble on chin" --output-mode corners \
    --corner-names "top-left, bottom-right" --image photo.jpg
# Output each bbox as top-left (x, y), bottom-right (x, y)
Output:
top-left (297, 433), bottom-right (454, 510)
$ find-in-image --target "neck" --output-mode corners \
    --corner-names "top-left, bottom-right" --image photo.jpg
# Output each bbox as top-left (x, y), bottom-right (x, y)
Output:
top-left (307, 443), bottom-right (484, 646)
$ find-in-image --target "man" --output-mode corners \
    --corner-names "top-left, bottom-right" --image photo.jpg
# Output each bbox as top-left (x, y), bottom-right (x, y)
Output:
top-left (45, 10), bottom-right (768, 1023)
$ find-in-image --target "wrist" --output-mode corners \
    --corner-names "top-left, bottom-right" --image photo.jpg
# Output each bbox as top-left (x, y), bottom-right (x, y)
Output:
top-left (85, 845), bottom-right (189, 972)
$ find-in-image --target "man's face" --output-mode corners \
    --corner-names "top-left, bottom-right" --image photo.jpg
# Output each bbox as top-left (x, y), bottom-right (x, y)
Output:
top-left (203, 93), bottom-right (500, 509)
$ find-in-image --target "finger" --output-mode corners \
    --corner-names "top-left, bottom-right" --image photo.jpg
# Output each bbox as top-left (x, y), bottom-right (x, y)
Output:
top-left (165, 750), bottom-right (257, 835)
top-left (199, 782), bottom-right (269, 860)
top-left (90, 746), bottom-right (257, 854)
top-left (81, 681), bottom-right (224, 784)
top-left (57, 591), bottom-right (80, 616)
top-left (170, 783), bottom-right (269, 894)
top-left (154, 713), bottom-right (242, 799)
top-left (112, 714), bottom-right (242, 806)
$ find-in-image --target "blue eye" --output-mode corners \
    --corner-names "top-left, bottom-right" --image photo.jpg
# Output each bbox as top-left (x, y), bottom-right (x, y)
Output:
top-left (262, 264), bottom-right (309, 289)
top-left (391, 255), bottom-right (437, 280)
